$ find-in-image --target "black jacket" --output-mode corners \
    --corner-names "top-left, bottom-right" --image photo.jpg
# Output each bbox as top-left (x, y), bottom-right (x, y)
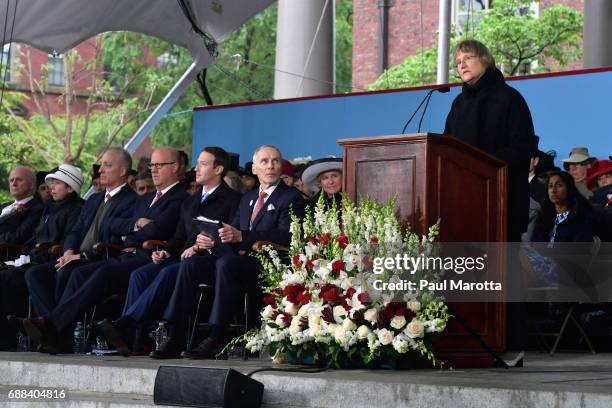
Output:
top-left (591, 185), bottom-right (612, 242)
top-left (309, 191), bottom-right (343, 214)
top-left (444, 68), bottom-right (538, 240)
top-left (165, 182), bottom-right (242, 257)
top-left (0, 195), bottom-right (45, 244)
top-left (532, 197), bottom-right (593, 243)
top-left (24, 194), bottom-right (84, 263)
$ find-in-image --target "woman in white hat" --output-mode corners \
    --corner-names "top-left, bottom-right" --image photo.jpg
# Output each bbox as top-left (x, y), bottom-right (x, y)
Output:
top-left (301, 158), bottom-right (343, 211)
top-left (0, 164), bottom-right (84, 350)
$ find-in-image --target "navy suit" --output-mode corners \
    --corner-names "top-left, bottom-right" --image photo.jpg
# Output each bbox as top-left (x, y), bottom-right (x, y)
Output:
top-left (0, 196), bottom-right (45, 255)
top-left (114, 182), bottom-right (241, 329)
top-left (26, 185), bottom-right (137, 316)
top-left (163, 181), bottom-right (306, 334)
top-left (38, 183), bottom-right (188, 335)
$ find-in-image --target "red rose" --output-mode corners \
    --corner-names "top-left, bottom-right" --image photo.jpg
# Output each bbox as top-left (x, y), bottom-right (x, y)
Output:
top-left (319, 284), bottom-right (339, 303)
top-left (296, 290), bottom-right (311, 305)
top-left (319, 232), bottom-right (332, 245)
top-left (283, 284), bottom-right (306, 304)
top-left (370, 236), bottom-right (379, 247)
top-left (331, 260), bottom-right (345, 272)
top-left (305, 259), bottom-right (314, 270)
top-left (357, 292), bottom-right (372, 306)
top-left (309, 236), bottom-right (319, 245)
top-left (336, 235), bottom-right (349, 249)
top-left (279, 312), bottom-right (292, 326)
top-left (321, 306), bottom-right (335, 323)
top-left (263, 294), bottom-right (277, 307)
top-left (382, 301), bottom-right (404, 319)
top-left (292, 255), bottom-right (303, 268)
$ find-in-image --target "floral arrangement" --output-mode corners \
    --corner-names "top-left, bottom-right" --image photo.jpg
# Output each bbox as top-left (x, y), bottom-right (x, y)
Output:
top-left (245, 194), bottom-right (450, 368)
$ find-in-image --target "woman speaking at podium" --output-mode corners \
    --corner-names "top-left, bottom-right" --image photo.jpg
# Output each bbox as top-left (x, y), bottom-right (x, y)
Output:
top-left (444, 39), bottom-right (538, 366)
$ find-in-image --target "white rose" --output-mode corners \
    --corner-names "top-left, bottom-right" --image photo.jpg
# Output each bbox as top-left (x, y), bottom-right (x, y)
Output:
top-left (342, 318), bottom-right (357, 331)
top-left (308, 324), bottom-right (321, 337)
top-left (357, 325), bottom-right (371, 339)
top-left (364, 308), bottom-right (379, 325)
top-left (284, 301), bottom-right (299, 316)
top-left (308, 314), bottom-right (321, 327)
top-left (275, 314), bottom-right (288, 328)
top-left (404, 319), bottom-right (425, 339)
top-left (407, 300), bottom-right (421, 313)
top-left (333, 305), bottom-right (347, 323)
top-left (334, 326), bottom-right (348, 343)
top-left (289, 316), bottom-right (302, 334)
top-left (297, 304), bottom-right (310, 317)
top-left (377, 328), bottom-right (394, 345)
top-left (261, 305), bottom-right (276, 320)
top-left (390, 315), bottom-right (407, 330)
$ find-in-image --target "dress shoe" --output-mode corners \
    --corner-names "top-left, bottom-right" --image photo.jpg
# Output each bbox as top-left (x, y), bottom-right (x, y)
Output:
top-left (494, 351), bottom-right (524, 368)
top-left (95, 319), bottom-right (130, 357)
top-left (181, 337), bottom-right (227, 360)
top-left (149, 338), bottom-right (183, 359)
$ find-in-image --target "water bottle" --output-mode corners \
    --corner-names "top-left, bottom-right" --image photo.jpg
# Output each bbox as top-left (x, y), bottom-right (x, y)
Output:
top-left (73, 322), bottom-right (84, 354)
top-left (154, 322), bottom-right (168, 351)
top-left (16, 331), bottom-right (28, 352)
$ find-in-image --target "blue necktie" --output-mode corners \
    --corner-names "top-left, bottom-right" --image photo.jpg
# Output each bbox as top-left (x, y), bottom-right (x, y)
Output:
top-left (201, 192), bottom-right (210, 203)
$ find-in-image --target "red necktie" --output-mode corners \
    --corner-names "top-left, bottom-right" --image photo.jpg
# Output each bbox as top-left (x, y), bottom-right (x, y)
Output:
top-left (105, 193), bottom-right (112, 203)
top-left (250, 191), bottom-right (268, 224)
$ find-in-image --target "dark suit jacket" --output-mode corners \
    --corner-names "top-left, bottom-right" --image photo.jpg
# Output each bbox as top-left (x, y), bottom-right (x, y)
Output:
top-left (63, 185), bottom-right (138, 252)
top-left (231, 181), bottom-right (306, 250)
top-left (165, 182), bottom-right (242, 257)
top-left (0, 195), bottom-right (45, 245)
top-left (110, 183), bottom-right (188, 248)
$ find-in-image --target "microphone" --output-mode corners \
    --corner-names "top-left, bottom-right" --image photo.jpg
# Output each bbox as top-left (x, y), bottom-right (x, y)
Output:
top-left (401, 86), bottom-right (451, 134)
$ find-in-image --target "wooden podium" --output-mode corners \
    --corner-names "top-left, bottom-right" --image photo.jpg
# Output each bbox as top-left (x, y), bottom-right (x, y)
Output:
top-left (338, 133), bottom-right (508, 367)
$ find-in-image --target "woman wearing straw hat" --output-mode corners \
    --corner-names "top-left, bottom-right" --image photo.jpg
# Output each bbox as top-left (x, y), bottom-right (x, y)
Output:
top-left (1, 164), bottom-right (84, 350)
top-left (561, 147), bottom-right (596, 200)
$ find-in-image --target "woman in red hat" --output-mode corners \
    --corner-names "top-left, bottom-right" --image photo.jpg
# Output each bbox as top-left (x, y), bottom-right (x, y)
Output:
top-left (586, 159), bottom-right (612, 241)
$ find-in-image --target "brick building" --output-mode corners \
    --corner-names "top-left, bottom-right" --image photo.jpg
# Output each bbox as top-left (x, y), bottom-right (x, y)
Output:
top-left (2, 37), bottom-right (154, 158)
top-left (352, 0), bottom-right (584, 90)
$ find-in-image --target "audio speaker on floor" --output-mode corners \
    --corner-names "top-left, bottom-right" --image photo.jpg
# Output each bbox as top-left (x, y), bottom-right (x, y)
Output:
top-left (153, 366), bottom-right (264, 408)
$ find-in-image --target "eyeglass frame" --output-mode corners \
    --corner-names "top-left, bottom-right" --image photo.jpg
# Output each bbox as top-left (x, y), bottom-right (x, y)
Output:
top-left (148, 162), bottom-right (177, 170)
top-left (454, 54), bottom-right (479, 69)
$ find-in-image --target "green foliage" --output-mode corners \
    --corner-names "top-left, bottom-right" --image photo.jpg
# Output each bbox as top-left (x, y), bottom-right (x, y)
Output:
top-left (368, 0), bottom-right (583, 90)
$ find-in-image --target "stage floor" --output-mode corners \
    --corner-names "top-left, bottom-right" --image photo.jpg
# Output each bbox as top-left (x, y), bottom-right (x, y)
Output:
top-left (1, 351), bottom-right (612, 407)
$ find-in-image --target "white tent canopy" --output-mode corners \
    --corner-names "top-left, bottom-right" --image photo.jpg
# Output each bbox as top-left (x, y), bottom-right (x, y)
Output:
top-left (1, 0), bottom-right (274, 64)
top-left (0, 0), bottom-right (276, 165)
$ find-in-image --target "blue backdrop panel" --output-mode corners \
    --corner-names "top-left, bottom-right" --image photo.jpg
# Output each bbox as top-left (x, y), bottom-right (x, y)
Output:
top-left (192, 69), bottom-right (612, 166)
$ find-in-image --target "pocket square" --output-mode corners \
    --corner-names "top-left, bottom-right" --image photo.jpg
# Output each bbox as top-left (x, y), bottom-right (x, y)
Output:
top-left (267, 203), bottom-right (276, 211)
top-left (249, 199), bottom-right (254, 207)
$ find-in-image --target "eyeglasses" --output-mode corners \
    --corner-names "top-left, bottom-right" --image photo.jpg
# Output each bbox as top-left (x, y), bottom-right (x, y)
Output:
top-left (148, 162), bottom-right (176, 170)
top-left (455, 55), bottom-right (477, 68)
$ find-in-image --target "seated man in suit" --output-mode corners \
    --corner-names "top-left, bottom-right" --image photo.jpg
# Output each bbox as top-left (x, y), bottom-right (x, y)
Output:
top-left (17, 147), bottom-right (187, 353)
top-left (152, 144), bottom-right (306, 359)
top-left (24, 148), bottom-right (138, 318)
top-left (0, 166), bottom-right (45, 255)
top-left (96, 146), bottom-right (242, 355)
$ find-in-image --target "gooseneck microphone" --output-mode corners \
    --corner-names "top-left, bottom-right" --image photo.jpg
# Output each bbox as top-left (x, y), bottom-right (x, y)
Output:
top-left (401, 86), bottom-right (451, 134)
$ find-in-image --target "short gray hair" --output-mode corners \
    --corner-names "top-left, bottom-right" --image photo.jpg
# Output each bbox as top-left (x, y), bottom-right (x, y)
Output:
top-left (10, 165), bottom-right (36, 185)
top-left (454, 39), bottom-right (496, 69)
top-left (252, 144), bottom-right (282, 163)
top-left (104, 147), bottom-right (133, 171)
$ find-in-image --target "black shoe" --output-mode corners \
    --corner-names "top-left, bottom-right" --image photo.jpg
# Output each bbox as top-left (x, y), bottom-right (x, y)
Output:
top-left (181, 337), bottom-right (227, 360)
top-left (95, 319), bottom-right (130, 357)
top-left (149, 338), bottom-right (182, 359)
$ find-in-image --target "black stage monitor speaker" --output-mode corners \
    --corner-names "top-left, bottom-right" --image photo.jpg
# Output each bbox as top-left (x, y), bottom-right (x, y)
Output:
top-left (153, 366), bottom-right (264, 408)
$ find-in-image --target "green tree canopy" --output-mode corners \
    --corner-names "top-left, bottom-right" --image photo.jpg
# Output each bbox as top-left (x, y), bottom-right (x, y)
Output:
top-left (368, 0), bottom-right (583, 90)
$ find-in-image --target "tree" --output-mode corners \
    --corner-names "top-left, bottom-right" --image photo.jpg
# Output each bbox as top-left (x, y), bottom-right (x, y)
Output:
top-left (367, 0), bottom-right (583, 90)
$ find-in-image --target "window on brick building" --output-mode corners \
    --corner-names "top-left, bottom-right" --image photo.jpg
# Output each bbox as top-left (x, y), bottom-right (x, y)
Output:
top-left (452, 0), bottom-right (490, 32)
top-left (47, 53), bottom-right (65, 86)
top-left (1, 43), bottom-right (11, 82)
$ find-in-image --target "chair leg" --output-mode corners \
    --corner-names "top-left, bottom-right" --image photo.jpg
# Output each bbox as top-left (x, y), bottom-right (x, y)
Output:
top-left (188, 291), bottom-right (204, 350)
top-left (550, 304), bottom-right (574, 356)
top-left (242, 292), bottom-right (249, 360)
top-left (569, 313), bottom-right (596, 354)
